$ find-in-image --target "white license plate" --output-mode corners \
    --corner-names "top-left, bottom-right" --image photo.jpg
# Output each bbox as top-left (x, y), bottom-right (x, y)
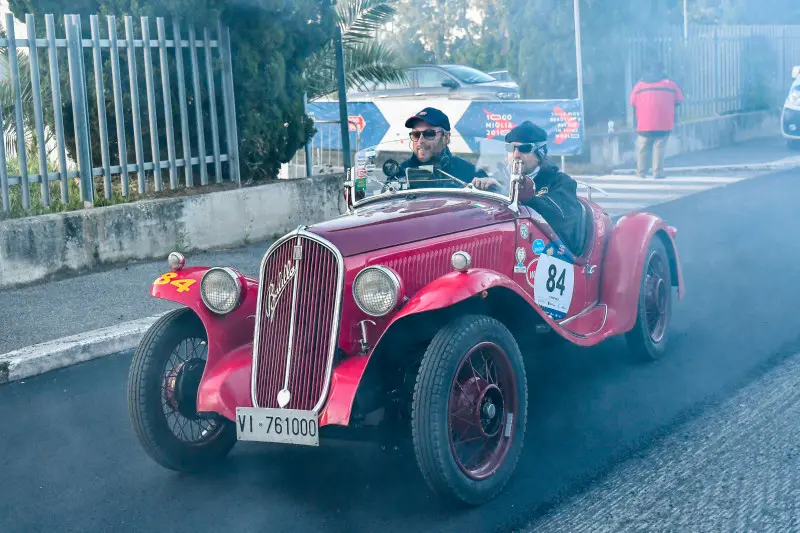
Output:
top-left (235, 407), bottom-right (319, 446)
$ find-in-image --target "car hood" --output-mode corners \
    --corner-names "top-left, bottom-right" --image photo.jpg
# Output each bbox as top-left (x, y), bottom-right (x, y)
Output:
top-left (306, 195), bottom-right (516, 256)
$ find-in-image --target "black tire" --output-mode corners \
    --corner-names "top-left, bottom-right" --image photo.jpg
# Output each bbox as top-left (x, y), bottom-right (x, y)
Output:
top-left (128, 307), bottom-right (237, 472)
top-left (411, 315), bottom-right (528, 506)
top-left (626, 237), bottom-right (673, 361)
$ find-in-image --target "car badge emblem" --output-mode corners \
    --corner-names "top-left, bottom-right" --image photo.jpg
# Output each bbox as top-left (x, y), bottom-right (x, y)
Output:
top-left (277, 388), bottom-right (291, 408)
top-left (266, 261), bottom-right (297, 321)
top-left (515, 247), bottom-right (526, 265)
top-left (519, 224), bottom-right (529, 239)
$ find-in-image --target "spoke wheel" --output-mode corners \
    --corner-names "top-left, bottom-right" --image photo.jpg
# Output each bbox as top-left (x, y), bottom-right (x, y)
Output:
top-left (128, 308), bottom-right (236, 472)
top-left (448, 342), bottom-right (518, 481)
top-left (412, 315), bottom-right (528, 507)
top-left (626, 237), bottom-right (673, 361)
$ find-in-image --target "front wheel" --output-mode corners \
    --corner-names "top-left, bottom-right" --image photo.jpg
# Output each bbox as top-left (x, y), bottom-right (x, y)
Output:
top-left (626, 237), bottom-right (673, 361)
top-left (411, 315), bottom-right (528, 506)
top-left (128, 308), bottom-right (237, 472)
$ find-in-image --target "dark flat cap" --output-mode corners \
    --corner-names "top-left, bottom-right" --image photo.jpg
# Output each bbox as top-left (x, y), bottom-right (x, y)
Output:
top-left (505, 120), bottom-right (548, 144)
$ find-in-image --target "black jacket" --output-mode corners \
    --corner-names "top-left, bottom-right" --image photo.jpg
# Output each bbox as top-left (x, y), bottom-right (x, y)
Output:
top-left (398, 147), bottom-right (487, 188)
top-left (515, 159), bottom-right (584, 254)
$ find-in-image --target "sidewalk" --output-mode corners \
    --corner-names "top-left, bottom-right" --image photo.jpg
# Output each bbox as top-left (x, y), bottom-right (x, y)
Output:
top-left (615, 135), bottom-right (800, 173)
top-left (0, 240), bottom-right (273, 356)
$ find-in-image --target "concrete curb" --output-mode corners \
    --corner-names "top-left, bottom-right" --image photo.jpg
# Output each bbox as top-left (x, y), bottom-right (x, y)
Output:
top-left (612, 157), bottom-right (800, 175)
top-left (0, 313), bottom-right (169, 385)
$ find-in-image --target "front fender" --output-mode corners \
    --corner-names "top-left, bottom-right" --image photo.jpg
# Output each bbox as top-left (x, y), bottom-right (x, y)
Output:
top-left (149, 266), bottom-right (260, 420)
top-left (391, 268), bottom-right (533, 321)
top-left (319, 269), bottom-right (546, 427)
top-left (600, 212), bottom-right (685, 333)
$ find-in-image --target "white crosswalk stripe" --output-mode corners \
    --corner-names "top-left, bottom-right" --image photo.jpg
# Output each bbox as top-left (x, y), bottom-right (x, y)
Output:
top-left (571, 174), bottom-right (754, 216)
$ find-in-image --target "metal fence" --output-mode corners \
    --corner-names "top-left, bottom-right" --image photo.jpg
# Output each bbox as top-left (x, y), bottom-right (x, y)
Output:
top-left (625, 25), bottom-right (800, 126)
top-left (0, 12), bottom-right (239, 214)
top-left (281, 118), bottom-right (360, 179)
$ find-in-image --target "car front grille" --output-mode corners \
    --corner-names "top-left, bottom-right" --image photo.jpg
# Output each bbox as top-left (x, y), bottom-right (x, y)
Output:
top-left (252, 231), bottom-right (343, 412)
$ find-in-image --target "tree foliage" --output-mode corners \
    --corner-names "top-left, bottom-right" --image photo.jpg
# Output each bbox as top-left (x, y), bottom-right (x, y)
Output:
top-left (305, 0), bottom-right (408, 100)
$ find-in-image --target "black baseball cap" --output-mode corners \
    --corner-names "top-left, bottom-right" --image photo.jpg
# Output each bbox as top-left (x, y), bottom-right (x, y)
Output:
top-left (405, 107), bottom-right (451, 131)
top-left (506, 120), bottom-right (548, 144)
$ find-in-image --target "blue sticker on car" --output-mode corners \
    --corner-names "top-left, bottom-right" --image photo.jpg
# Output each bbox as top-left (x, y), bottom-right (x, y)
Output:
top-left (532, 239), bottom-right (545, 254)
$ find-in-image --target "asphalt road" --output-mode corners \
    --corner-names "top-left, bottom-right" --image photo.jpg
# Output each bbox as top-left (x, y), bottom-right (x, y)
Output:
top-left (2, 164), bottom-right (800, 532)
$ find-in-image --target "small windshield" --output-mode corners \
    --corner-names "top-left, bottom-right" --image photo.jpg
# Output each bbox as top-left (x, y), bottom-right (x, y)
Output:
top-left (350, 136), bottom-right (518, 203)
top-left (440, 65), bottom-right (497, 84)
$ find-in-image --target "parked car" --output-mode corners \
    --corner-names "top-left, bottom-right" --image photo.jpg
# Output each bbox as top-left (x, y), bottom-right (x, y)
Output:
top-left (347, 64), bottom-right (520, 101)
top-left (782, 65), bottom-right (800, 151)
top-left (127, 137), bottom-right (684, 507)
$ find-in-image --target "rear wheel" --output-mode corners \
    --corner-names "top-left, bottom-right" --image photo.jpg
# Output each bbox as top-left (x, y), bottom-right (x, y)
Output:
top-left (411, 315), bottom-right (528, 506)
top-left (626, 237), bottom-right (673, 361)
top-left (128, 308), bottom-right (237, 472)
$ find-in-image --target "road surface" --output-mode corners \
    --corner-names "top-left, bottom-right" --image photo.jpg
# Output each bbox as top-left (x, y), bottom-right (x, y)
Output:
top-left (2, 161), bottom-right (800, 532)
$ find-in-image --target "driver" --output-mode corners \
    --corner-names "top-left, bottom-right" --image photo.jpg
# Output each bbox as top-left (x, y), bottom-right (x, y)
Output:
top-left (398, 107), bottom-right (487, 188)
top-left (472, 121), bottom-right (583, 254)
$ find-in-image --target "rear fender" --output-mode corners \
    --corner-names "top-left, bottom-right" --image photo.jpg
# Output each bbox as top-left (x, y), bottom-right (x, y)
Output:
top-left (149, 266), bottom-right (259, 420)
top-left (600, 212), bottom-right (685, 333)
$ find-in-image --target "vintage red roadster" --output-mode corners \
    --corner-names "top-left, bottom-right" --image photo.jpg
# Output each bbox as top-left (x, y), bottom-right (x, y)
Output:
top-left (127, 137), bottom-right (684, 506)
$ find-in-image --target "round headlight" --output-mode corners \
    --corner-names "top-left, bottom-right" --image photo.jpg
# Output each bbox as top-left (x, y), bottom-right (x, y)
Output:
top-left (201, 267), bottom-right (242, 315)
top-left (353, 266), bottom-right (401, 317)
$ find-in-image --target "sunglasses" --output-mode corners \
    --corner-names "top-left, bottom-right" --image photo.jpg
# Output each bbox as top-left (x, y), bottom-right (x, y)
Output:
top-left (505, 143), bottom-right (535, 153)
top-left (409, 129), bottom-right (443, 141)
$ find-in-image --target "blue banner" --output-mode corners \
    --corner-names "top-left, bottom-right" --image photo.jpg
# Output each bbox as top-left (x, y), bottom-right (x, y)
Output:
top-left (307, 102), bottom-right (389, 150)
top-left (455, 100), bottom-right (584, 156)
top-left (306, 99), bottom-right (584, 156)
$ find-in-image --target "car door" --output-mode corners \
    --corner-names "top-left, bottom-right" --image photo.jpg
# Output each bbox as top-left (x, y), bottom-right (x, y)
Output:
top-left (513, 208), bottom-right (589, 322)
top-left (412, 67), bottom-right (459, 99)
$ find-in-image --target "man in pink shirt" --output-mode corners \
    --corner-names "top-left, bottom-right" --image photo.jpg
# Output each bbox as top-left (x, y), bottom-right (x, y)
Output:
top-left (630, 64), bottom-right (684, 179)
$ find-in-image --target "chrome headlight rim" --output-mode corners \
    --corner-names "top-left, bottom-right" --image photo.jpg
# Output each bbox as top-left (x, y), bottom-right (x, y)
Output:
top-left (200, 267), bottom-right (243, 315)
top-left (352, 265), bottom-right (402, 317)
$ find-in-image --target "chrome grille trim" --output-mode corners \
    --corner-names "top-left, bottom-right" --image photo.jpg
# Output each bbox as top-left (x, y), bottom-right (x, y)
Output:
top-left (249, 227), bottom-right (346, 414)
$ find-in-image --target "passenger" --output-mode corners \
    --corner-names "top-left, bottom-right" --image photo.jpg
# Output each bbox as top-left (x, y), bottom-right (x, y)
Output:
top-left (472, 121), bottom-right (584, 253)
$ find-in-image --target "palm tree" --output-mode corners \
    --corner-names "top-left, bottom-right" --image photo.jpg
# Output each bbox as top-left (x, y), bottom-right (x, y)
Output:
top-left (304, 0), bottom-right (408, 101)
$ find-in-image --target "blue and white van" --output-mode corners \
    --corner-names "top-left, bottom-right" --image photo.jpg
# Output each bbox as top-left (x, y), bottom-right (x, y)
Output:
top-left (782, 66), bottom-right (800, 151)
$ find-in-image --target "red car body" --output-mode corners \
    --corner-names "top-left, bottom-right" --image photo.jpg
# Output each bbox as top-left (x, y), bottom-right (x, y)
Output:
top-left (150, 193), bottom-right (683, 427)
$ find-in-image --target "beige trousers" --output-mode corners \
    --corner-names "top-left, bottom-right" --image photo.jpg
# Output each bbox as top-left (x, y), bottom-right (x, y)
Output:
top-left (636, 134), bottom-right (669, 178)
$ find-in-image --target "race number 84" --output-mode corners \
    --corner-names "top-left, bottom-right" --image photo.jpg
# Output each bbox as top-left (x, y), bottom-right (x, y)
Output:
top-left (533, 255), bottom-right (574, 315)
top-left (546, 263), bottom-right (567, 295)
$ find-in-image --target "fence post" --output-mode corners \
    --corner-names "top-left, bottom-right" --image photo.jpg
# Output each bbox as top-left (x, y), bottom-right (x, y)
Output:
top-left (26, 14), bottom-right (51, 207)
top-left (303, 91), bottom-right (313, 177)
top-left (6, 13), bottom-right (30, 210)
top-left (334, 26), bottom-right (350, 173)
top-left (65, 14), bottom-right (95, 207)
top-left (625, 43), bottom-right (634, 130)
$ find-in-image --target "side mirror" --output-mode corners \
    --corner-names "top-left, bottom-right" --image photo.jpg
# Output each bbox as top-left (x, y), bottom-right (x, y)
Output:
top-left (792, 66), bottom-right (800, 79)
top-left (441, 78), bottom-right (458, 89)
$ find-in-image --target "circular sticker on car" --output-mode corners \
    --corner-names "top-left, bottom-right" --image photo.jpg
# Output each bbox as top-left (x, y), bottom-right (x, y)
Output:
top-left (532, 238), bottom-right (545, 254)
top-left (519, 223), bottom-right (529, 240)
